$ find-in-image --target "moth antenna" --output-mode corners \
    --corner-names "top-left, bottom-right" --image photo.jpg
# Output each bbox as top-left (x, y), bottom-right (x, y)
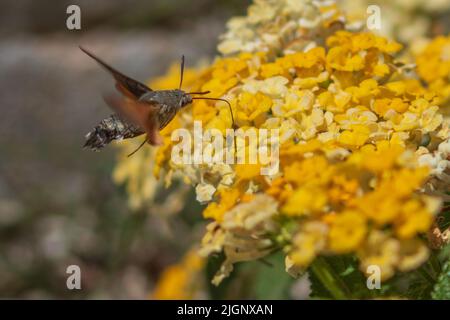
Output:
top-left (127, 136), bottom-right (148, 157)
top-left (192, 97), bottom-right (237, 155)
top-left (179, 55), bottom-right (185, 90)
top-left (188, 91), bottom-right (211, 95)
top-left (192, 97), bottom-right (236, 129)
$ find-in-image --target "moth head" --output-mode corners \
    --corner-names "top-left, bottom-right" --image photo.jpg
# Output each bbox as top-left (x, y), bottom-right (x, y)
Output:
top-left (180, 91), bottom-right (193, 107)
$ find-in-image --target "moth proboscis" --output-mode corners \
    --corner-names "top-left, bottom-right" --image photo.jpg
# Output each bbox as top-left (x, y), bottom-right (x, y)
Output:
top-left (80, 46), bottom-right (235, 156)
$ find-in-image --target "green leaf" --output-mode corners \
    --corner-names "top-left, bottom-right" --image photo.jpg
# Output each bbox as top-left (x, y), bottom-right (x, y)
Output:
top-left (309, 255), bottom-right (374, 299)
top-left (439, 243), bottom-right (450, 261)
top-left (432, 260), bottom-right (450, 300)
top-left (308, 266), bottom-right (332, 299)
top-left (252, 252), bottom-right (295, 299)
top-left (405, 273), bottom-right (434, 299)
top-left (206, 251), bottom-right (295, 299)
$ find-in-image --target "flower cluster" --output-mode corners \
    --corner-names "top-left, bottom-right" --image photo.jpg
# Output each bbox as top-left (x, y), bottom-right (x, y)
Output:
top-left (218, 0), bottom-right (345, 57)
top-left (413, 36), bottom-right (450, 196)
top-left (114, 0), bottom-right (449, 289)
top-left (415, 36), bottom-right (450, 109)
top-left (341, 0), bottom-right (450, 43)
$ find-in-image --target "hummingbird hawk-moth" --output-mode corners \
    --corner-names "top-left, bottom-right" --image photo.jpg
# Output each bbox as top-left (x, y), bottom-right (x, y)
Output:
top-left (80, 46), bottom-right (234, 156)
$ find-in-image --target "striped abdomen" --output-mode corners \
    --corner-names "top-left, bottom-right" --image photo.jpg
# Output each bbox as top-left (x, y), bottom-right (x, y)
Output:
top-left (83, 114), bottom-right (144, 151)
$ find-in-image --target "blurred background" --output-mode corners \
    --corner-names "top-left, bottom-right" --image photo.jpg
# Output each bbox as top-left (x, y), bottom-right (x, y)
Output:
top-left (0, 0), bottom-right (251, 299)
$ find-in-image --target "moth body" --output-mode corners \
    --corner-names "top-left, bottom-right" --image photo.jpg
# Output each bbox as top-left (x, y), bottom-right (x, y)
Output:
top-left (139, 89), bottom-right (192, 129)
top-left (80, 47), bottom-right (230, 153)
top-left (84, 114), bottom-right (144, 151)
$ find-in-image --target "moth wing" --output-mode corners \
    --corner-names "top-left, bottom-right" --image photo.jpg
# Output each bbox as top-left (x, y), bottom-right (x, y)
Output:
top-left (103, 95), bottom-right (162, 146)
top-left (80, 46), bottom-right (152, 99)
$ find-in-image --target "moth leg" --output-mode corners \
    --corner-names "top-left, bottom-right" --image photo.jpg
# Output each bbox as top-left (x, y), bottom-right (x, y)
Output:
top-left (127, 136), bottom-right (148, 157)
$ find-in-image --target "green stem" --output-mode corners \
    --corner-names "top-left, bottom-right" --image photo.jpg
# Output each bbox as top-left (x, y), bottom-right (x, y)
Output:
top-left (428, 251), bottom-right (442, 278)
top-left (310, 256), bottom-right (351, 299)
top-left (416, 267), bottom-right (435, 285)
